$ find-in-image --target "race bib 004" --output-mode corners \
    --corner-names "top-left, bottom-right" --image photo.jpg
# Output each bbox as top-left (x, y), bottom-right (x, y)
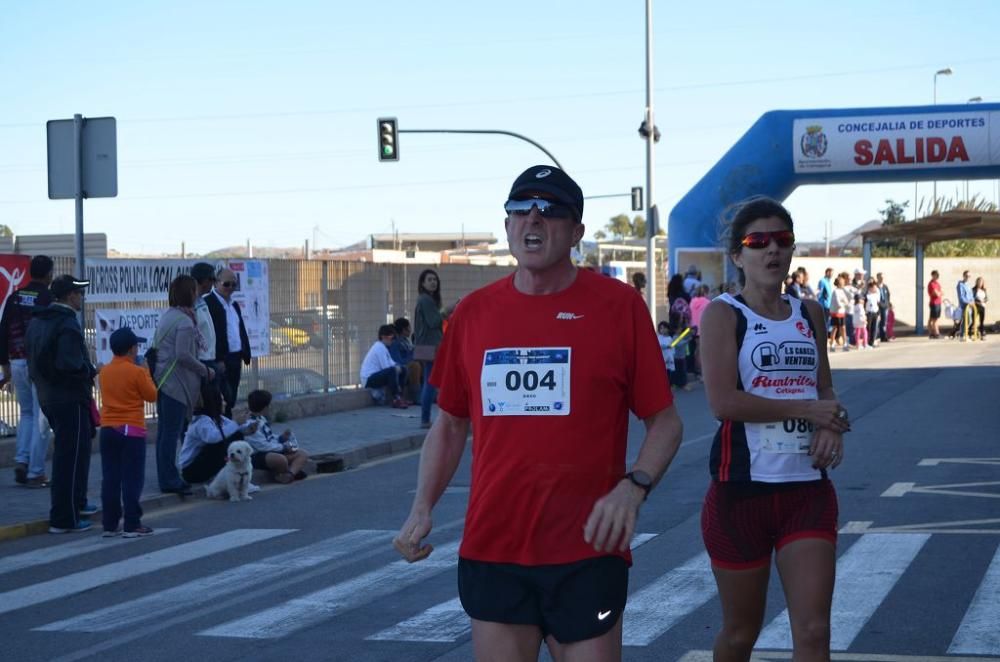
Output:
top-left (481, 347), bottom-right (570, 416)
top-left (754, 418), bottom-right (814, 453)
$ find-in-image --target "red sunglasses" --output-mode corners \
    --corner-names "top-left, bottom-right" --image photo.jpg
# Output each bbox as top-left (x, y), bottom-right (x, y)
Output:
top-left (740, 230), bottom-right (795, 249)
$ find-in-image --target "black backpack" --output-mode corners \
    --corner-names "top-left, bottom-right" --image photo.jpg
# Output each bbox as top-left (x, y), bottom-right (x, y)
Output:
top-left (145, 316), bottom-right (182, 387)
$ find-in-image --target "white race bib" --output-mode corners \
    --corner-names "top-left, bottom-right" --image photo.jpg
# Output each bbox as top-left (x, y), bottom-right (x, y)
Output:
top-left (481, 347), bottom-right (570, 416)
top-left (755, 418), bottom-right (814, 453)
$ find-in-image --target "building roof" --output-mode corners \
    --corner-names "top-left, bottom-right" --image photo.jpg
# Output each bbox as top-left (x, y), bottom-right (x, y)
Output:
top-left (861, 210), bottom-right (1000, 245)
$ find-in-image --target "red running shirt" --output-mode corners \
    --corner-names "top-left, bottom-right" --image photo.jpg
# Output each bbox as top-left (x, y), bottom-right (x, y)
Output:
top-left (432, 269), bottom-right (672, 566)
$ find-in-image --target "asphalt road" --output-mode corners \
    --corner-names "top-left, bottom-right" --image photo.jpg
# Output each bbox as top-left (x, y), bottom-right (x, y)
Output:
top-left (1, 337), bottom-right (998, 662)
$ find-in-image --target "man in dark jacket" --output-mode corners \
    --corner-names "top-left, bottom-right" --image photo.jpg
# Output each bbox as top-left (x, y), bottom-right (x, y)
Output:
top-left (204, 268), bottom-right (251, 418)
top-left (27, 275), bottom-right (97, 533)
top-left (0, 255), bottom-right (54, 487)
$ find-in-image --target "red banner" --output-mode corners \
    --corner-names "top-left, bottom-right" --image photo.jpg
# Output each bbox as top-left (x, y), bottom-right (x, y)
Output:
top-left (0, 254), bottom-right (32, 321)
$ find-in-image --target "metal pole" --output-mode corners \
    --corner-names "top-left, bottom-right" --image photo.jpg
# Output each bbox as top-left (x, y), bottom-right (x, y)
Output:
top-left (643, 0), bottom-right (657, 316)
top-left (73, 113), bottom-right (85, 326)
top-left (932, 76), bottom-right (937, 204)
top-left (321, 261), bottom-right (330, 393)
top-left (915, 241), bottom-right (925, 335)
top-left (398, 129), bottom-right (563, 170)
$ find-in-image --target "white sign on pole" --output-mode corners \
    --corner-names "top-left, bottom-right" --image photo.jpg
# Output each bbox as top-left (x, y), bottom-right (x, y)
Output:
top-left (793, 111), bottom-right (995, 174)
top-left (47, 117), bottom-right (118, 199)
top-left (225, 259), bottom-right (270, 358)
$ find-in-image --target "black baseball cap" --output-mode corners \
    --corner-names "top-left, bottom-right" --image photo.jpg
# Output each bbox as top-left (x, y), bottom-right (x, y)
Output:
top-left (50, 275), bottom-right (90, 299)
top-left (109, 327), bottom-right (147, 355)
top-left (508, 165), bottom-right (584, 221)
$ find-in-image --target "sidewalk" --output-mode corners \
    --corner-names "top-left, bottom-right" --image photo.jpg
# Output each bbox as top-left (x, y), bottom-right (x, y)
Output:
top-left (0, 402), bottom-right (434, 541)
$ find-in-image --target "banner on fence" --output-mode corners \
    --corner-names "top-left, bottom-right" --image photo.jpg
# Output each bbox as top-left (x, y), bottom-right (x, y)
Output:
top-left (88, 258), bottom-right (271, 360)
top-left (94, 308), bottom-right (162, 365)
top-left (0, 254), bottom-right (32, 323)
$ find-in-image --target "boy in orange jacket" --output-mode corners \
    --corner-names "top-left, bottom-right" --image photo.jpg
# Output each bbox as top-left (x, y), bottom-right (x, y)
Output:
top-left (98, 327), bottom-right (158, 538)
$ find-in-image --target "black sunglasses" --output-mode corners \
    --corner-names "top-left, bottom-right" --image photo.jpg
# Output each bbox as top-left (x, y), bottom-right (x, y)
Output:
top-left (220, 281), bottom-right (236, 288)
top-left (504, 198), bottom-right (575, 220)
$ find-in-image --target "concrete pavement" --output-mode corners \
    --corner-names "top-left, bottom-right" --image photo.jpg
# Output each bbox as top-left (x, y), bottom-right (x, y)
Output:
top-left (0, 398), bottom-right (435, 541)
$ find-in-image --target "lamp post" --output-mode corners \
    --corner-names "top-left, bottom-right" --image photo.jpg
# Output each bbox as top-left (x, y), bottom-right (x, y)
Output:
top-left (932, 67), bottom-right (952, 205)
top-left (642, 0), bottom-right (657, 316)
top-left (963, 97), bottom-right (983, 201)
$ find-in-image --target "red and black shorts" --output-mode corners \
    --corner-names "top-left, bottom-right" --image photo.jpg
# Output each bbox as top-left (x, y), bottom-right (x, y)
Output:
top-left (458, 555), bottom-right (628, 644)
top-left (701, 478), bottom-right (838, 570)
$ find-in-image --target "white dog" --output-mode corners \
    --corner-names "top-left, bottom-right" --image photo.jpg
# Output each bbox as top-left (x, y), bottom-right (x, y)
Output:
top-left (205, 441), bottom-right (254, 502)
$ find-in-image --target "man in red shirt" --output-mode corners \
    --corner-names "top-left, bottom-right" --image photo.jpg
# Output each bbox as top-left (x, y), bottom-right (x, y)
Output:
top-left (394, 165), bottom-right (684, 661)
top-left (927, 270), bottom-right (943, 338)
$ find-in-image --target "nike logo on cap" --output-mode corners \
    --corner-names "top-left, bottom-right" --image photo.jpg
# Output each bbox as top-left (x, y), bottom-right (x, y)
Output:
top-left (597, 610), bottom-right (612, 621)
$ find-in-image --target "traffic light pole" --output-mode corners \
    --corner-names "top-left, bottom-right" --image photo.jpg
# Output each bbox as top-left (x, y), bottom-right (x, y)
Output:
top-left (398, 129), bottom-right (563, 170)
top-left (643, 0), bottom-right (658, 316)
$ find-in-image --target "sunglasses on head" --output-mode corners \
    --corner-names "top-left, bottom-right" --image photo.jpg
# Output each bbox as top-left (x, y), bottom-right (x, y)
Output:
top-left (220, 281), bottom-right (236, 288)
top-left (740, 230), bottom-right (795, 249)
top-left (504, 198), bottom-right (575, 220)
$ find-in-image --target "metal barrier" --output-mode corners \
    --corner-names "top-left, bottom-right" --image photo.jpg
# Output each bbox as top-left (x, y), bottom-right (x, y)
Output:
top-left (0, 259), bottom-right (515, 434)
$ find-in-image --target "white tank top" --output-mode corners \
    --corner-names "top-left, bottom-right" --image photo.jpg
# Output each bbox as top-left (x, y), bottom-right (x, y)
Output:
top-left (709, 293), bottom-right (823, 483)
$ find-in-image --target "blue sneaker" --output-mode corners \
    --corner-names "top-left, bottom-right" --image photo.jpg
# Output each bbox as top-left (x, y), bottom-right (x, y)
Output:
top-left (49, 520), bottom-right (93, 534)
top-left (79, 503), bottom-right (99, 516)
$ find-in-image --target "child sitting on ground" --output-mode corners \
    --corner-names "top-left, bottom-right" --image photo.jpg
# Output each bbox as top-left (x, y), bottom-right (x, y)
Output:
top-left (243, 390), bottom-right (309, 484)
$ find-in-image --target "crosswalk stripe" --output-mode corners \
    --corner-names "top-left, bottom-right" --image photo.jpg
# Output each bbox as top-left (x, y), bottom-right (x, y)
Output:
top-left (368, 533), bottom-right (660, 643)
top-left (35, 529), bottom-right (391, 633)
top-left (200, 539), bottom-right (463, 639)
top-left (0, 529), bottom-right (179, 577)
top-left (0, 528), bottom-right (294, 617)
top-left (949, 541), bottom-right (1000, 654)
top-left (623, 551), bottom-right (715, 646)
top-left (756, 532), bottom-right (930, 651)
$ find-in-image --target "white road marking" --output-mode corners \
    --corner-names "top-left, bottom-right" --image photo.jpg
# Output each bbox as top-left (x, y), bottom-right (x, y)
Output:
top-left (756, 533), bottom-right (930, 651)
top-left (0, 529), bottom-right (294, 616)
top-left (949, 541), bottom-right (1000, 654)
top-left (622, 551), bottom-right (716, 646)
top-left (200, 539), bottom-right (463, 639)
top-left (881, 482), bottom-right (915, 497)
top-left (919, 457), bottom-right (1000, 467)
top-left (679, 651), bottom-right (1000, 661)
top-left (36, 529), bottom-right (390, 633)
top-left (367, 533), bottom-right (659, 643)
top-left (839, 521), bottom-right (873, 534)
top-left (0, 529), bottom-right (179, 577)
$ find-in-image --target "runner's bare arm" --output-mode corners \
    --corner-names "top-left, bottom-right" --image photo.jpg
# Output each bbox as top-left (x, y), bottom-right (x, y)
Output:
top-left (583, 405), bottom-right (683, 553)
top-left (801, 298), bottom-right (846, 468)
top-left (393, 409), bottom-right (470, 562)
top-left (701, 300), bottom-right (848, 433)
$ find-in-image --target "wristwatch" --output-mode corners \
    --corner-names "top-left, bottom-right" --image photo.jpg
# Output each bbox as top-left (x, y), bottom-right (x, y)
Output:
top-left (623, 470), bottom-right (653, 500)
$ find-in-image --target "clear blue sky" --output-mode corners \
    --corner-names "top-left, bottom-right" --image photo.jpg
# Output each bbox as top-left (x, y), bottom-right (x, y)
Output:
top-left (2, 0), bottom-right (998, 255)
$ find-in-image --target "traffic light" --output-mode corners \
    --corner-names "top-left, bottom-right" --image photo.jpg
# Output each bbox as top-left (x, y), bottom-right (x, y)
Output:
top-left (631, 186), bottom-right (643, 211)
top-left (377, 117), bottom-right (399, 162)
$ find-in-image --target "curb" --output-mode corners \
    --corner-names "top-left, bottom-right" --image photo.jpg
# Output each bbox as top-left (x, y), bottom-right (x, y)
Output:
top-left (0, 434), bottom-right (426, 543)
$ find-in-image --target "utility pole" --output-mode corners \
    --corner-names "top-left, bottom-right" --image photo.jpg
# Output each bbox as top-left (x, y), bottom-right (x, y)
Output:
top-left (643, 0), bottom-right (657, 315)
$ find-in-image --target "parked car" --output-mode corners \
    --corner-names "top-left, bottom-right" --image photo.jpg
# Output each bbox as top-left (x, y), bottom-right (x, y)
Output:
top-left (271, 310), bottom-right (344, 348)
top-left (237, 367), bottom-right (331, 401)
top-left (269, 321), bottom-right (310, 353)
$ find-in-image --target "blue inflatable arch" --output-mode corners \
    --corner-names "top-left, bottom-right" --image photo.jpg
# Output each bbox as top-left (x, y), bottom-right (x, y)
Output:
top-left (668, 103), bottom-right (1000, 285)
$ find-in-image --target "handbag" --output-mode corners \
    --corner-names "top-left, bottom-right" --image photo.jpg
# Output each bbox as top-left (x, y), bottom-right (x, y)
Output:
top-left (145, 315), bottom-right (184, 387)
top-left (413, 344), bottom-right (436, 362)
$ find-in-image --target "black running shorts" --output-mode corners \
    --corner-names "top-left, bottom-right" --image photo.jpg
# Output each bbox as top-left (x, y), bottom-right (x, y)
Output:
top-left (458, 555), bottom-right (628, 644)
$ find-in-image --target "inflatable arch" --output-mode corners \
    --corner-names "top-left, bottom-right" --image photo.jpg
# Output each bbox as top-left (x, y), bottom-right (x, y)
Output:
top-left (668, 103), bottom-right (1000, 291)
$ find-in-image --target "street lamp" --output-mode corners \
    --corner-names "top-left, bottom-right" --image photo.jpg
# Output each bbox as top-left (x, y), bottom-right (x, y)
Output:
top-left (932, 67), bottom-right (952, 205)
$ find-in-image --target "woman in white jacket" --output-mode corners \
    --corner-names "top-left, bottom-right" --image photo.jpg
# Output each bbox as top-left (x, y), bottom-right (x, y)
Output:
top-left (828, 276), bottom-right (850, 351)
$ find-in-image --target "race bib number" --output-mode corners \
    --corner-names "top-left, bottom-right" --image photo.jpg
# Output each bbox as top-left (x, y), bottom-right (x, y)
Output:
top-left (481, 347), bottom-right (570, 416)
top-left (756, 418), bottom-right (814, 453)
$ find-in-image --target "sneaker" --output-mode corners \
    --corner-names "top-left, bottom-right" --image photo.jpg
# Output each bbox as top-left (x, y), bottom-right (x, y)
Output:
top-left (14, 463), bottom-right (27, 485)
top-left (79, 503), bottom-right (99, 516)
top-left (122, 526), bottom-right (154, 538)
top-left (248, 483), bottom-right (261, 494)
top-left (391, 397), bottom-right (409, 409)
top-left (49, 521), bottom-right (93, 534)
top-left (102, 529), bottom-right (122, 538)
top-left (25, 475), bottom-right (49, 488)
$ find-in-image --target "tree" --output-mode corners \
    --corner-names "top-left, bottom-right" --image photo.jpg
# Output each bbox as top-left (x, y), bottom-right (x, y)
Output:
top-left (606, 214), bottom-right (632, 240)
top-left (0, 225), bottom-right (12, 238)
top-left (871, 199), bottom-right (913, 257)
top-left (632, 215), bottom-right (646, 239)
top-left (593, 230), bottom-right (607, 241)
